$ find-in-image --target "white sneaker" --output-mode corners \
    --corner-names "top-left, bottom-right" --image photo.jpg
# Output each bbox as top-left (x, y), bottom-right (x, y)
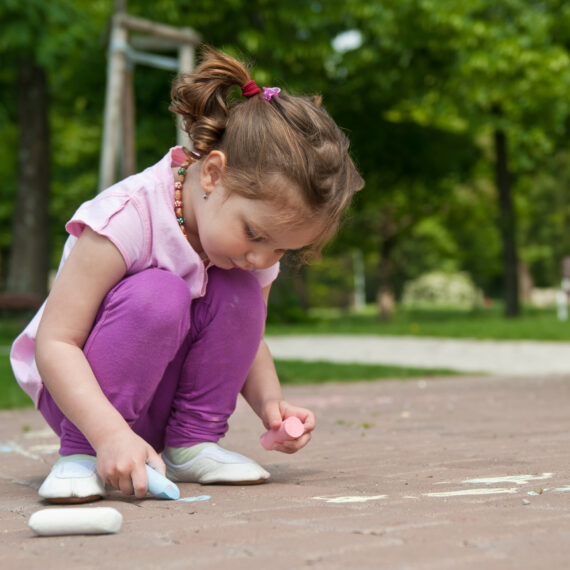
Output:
top-left (38, 455), bottom-right (106, 504)
top-left (163, 444), bottom-right (270, 485)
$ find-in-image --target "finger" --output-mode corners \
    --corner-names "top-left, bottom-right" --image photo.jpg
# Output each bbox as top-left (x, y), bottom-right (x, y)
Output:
top-left (274, 431), bottom-right (312, 454)
top-left (105, 475), bottom-right (119, 490)
top-left (131, 464), bottom-right (149, 499)
top-left (294, 431), bottom-right (312, 449)
top-left (265, 403), bottom-right (284, 430)
top-left (146, 451), bottom-right (166, 477)
top-left (280, 402), bottom-right (315, 429)
top-left (118, 474), bottom-right (134, 496)
top-left (100, 468), bottom-right (119, 492)
top-left (301, 411), bottom-right (316, 431)
top-left (115, 464), bottom-right (135, 496)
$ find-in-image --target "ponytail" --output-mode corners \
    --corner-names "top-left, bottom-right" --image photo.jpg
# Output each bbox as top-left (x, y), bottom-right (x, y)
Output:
top-left (169, 46), bottom-right (251, 155)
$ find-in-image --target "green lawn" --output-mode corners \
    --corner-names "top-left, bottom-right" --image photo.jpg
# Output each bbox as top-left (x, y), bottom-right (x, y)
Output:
top-left (275, 359), bottom-right (462, 385)
top-left (0, 315), bottom-right (33, 409)
top-left (0, 349), bottom-right (32, 409)
top-left (267, 304), bottom-right (570, 341)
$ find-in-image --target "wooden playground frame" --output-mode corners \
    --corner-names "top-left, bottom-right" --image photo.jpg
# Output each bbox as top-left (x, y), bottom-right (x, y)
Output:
top-left (99, 13), bottom-right (201, 192)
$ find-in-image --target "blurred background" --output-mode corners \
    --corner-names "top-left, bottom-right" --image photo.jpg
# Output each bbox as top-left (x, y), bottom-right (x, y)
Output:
top-left (2, 0), bottom-right (570, 361)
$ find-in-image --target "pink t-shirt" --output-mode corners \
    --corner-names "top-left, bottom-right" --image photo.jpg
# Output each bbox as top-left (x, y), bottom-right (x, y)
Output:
top-left (10, 147), bottom-right (279, 406)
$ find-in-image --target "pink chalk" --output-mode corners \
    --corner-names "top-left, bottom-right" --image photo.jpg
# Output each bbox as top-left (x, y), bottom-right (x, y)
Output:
top-left (260, 417), bottom-right (305, 450)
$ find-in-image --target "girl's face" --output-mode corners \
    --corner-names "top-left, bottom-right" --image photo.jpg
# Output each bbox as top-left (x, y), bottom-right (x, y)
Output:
top-left (198, 190), bottom-right (318, 271)
top-left (190, 152), bottom-right (319, 271)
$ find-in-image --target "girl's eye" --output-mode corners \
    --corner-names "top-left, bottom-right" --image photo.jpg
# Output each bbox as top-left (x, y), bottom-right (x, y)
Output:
top-left (245, 224), bottom-right (263, 242)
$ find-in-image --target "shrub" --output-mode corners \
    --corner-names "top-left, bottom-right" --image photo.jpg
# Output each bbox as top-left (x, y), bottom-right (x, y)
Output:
top-left (402, 271), bottom-right (482, 310)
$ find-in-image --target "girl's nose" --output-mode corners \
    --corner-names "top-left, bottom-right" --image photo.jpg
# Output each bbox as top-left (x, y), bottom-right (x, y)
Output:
top-left (246, 248), bottom-right (284, 270)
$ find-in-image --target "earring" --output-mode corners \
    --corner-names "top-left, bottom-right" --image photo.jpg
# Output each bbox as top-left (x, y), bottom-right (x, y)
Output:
top-left (202, 192), bottom-right (208, 200)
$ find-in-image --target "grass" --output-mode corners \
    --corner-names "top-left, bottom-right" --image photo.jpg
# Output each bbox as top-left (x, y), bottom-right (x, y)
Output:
top-left (0, 348), bottom-right (32, 409)
top-left (267, 303), bottom-right (570, 341)
top-left (0, 313), bottom-right (36, 410)
top-left (275, 359), bottom-right (462, 385)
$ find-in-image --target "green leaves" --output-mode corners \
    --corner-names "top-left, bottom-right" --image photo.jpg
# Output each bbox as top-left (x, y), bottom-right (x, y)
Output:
top-left (2, 0), bottom-right (569, 304)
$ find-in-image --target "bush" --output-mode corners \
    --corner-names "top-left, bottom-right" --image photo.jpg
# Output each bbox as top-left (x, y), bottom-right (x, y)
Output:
top-left (402, 271), bottom-right (482, 310)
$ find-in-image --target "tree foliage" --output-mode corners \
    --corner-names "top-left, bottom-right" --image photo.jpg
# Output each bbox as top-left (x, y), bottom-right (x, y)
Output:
top-left (2, 0), bottom-right (570, 318)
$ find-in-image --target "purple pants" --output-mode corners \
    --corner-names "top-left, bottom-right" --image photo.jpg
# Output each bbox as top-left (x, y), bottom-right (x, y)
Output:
top-left (38, 267), bottom-right (266, 456)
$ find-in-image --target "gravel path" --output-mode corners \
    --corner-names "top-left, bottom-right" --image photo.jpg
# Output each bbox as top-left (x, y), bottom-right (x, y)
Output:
top-left (265, 334), bottom-right (570, 375)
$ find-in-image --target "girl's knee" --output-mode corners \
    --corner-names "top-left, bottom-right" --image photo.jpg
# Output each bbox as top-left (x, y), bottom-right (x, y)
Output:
top-left (200, 268), bottom-right (266, 334)
top-left (112, 269), bottom-right (191, 329)
top-left (217, 268), bottom-right (265, 312)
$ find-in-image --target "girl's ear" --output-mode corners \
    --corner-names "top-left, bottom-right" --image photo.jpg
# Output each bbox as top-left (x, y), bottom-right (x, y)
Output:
top-left (200, 151), bottom-right (227, 196)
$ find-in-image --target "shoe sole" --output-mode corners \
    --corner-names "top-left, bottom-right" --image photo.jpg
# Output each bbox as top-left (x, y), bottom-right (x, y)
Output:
top-left (200, 477), bottom-right (268, 486)
top-left (43, 494), bottom-right (104, 505)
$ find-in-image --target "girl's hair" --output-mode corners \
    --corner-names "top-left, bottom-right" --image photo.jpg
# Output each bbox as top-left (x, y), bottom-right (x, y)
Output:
top-left (169, 46), bottom-right (364, 257)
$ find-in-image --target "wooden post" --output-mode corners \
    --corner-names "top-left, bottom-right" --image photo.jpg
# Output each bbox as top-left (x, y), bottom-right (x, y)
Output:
top-left (115, 14), bottom-right (201, 45)
top-left (121, 60), bottom-right (136, 179)
top-left (99, 12), bottom-right (201, 191)
top-left (177, 43), bottom-right (195, 149)
top-left (99, 18), bottom-right (128, 192)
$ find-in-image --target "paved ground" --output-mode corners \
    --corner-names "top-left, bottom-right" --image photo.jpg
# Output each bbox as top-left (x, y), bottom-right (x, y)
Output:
top-left (2, 360), bottom-right (570, 568)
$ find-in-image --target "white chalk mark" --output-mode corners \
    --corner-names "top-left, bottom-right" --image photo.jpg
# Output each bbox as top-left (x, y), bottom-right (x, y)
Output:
top-left (424, 487), bottom-right (518, 497)
top-left (7, 440), bottom-right (39, 461)
top-left (0, 475), bottom-right (37, 487)
top-left (23, 429), bottom-right (58, 439)
top-left (554, 486), bottom-right (570, 492)
top-left (28, 444), bottom-right (60, 453)
top-left (0, 445), bottom-right (14, 453)
top-left (313, 495), bottom-right (387, 504)
top-left (462, 473), bottom-right (552, 486)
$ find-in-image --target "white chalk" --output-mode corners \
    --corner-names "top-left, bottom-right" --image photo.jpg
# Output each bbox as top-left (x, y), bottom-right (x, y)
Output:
top-left (28, 507), bottom-right (123, 536)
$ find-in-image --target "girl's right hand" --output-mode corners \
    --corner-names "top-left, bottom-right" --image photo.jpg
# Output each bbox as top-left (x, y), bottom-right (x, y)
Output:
top-left (94, 428), bottom-right (165, 498)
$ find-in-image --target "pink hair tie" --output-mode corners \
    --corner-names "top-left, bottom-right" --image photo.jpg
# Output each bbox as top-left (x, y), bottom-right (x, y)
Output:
top-left (241, 80), bottom-right (261, 98)
top-left (262, 86), bottom-right (281, 101)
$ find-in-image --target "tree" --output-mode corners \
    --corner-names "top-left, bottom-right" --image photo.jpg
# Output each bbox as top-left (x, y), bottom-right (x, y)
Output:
top-left (1, 2), bottom-right (51, 298)
top-left (445, 1), bottom-right (570, 316)
top-left (336, 0), bottom-right (570, 317)
top-left (0, 0), bottom-right (111, 297)
top-left (320, 1), bottom-right (482, 318)
top-left (5, 0), bottom-right (570, 322)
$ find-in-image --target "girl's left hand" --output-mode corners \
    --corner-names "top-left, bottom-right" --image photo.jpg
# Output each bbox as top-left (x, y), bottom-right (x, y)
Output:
top-left (262, 400), bottom-right (316, 454)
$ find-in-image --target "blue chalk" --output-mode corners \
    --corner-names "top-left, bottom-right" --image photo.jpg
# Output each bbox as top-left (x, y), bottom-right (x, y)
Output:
top-left (145, 465), bottom-right (180, 500)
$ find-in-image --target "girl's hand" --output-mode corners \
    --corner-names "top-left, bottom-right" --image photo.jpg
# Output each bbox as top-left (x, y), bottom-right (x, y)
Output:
top-left (262, 399), bottom-right (316, 454)
top-left (94, 428), bottom-right (165, 498)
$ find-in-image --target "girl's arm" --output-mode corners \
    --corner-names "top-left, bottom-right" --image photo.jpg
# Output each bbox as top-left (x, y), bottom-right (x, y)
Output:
top-left (35, 228), bottom-right (164, 497)
top-left (240, 285), bottom-right (315, 453)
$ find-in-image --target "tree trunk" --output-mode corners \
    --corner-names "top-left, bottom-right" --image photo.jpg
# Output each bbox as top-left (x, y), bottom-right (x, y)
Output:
top-left (377, 236), bottom-right (396, 321)
top-left (494, 126), bottom-right (519, 318)
top-left (6, 58), bottom-right (50, 299)
top-left (292, 263), bottom-right (309, 314)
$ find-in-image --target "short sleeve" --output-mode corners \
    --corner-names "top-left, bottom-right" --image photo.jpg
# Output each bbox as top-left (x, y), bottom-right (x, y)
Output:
top-left (65, 193), bottom-right (150, 273)
top-left (252, 262), bottom-right (280, 288)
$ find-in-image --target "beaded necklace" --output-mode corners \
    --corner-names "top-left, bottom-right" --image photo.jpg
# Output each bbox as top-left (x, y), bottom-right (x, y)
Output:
top-left (173, 149), bottom-right (201, 241)
top-left (174, 149), bottom-right (209, 263)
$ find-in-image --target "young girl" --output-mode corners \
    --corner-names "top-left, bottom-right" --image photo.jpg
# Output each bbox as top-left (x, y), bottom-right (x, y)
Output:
top-left (10, 47), bottom-right (363, 503)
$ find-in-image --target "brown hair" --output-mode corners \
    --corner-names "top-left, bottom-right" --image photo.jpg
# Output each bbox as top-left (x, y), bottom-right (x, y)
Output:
top-left (170, 46), bottom-right (364, 257)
